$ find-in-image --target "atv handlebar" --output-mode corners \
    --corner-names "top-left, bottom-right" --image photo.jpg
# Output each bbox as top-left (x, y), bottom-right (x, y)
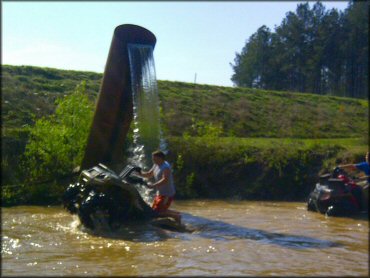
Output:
top-left (333, 166), bottom-right (346, 177)
top-left (333, 166), bottom-right (363, 182)
top-left (132, 166), bottom-right (142, 174)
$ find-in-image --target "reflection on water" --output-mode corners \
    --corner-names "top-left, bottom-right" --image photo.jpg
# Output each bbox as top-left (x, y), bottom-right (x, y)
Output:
top-left (1, 201), bottom-right (368, 276)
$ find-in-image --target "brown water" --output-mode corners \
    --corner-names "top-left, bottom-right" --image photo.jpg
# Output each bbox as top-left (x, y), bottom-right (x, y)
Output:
top-left (1, 201), bottom-right (368, 276)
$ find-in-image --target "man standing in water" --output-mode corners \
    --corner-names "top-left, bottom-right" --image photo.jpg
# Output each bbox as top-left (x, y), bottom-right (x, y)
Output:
top-left (138, 150), bottom-right (181, 224)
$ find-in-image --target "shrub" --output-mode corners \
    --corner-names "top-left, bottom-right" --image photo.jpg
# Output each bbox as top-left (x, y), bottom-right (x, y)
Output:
top-left (167, 137), bottom-right (366, 200)
top-left (23, 81), bottom-right (94, 183)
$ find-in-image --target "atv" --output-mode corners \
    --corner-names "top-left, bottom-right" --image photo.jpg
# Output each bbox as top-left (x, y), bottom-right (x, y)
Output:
top-left (307, 167), bottom-right (366, 216)
top-left (62, 163), bottom-right (158, 230)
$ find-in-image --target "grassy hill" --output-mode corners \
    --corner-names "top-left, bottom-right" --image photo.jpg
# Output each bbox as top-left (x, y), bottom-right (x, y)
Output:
top-left (2, 65), bottom-right (368, 138)
top-left (1, 65), bottom-right (368, 204)
top-left (2, 65), bottom-right (101, 129)
top-left (159, 82), bottom-right (368, 139)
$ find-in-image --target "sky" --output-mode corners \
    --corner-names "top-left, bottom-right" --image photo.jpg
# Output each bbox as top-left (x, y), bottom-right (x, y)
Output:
top-left (3, 1), bottom-right (349, 87)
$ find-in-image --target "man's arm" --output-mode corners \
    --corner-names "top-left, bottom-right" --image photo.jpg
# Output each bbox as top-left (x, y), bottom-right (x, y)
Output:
top-left (150, 168), bottom-right (170, 189)
top-left (338, 163), bottom-right (357, 171)
top-left (357, 175), bottom-right (369, 181)
top-left (139, 166), bottom-right (154, 179)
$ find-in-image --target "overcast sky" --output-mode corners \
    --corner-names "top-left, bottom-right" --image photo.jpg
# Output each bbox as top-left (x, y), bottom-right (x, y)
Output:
top-left (3, 1), bottom-right (349, 87)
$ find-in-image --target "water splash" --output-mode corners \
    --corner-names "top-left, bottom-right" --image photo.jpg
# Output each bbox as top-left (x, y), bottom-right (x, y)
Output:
top-left (127, 44), bottom-right (167, 169)
top-left (127, 44), bottom-right (168, 203)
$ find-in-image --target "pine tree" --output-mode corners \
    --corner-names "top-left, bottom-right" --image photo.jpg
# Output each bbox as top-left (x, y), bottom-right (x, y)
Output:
top-left (230, 1), bottom-right (368, 99)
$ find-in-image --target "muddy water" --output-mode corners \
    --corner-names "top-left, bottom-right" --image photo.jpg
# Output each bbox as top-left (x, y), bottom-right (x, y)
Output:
top-left (1, 201), bottom-right (368, 276)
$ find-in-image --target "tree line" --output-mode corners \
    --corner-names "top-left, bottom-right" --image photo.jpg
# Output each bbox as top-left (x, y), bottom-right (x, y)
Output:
top-left (231, 1), bottom-right (368, 99)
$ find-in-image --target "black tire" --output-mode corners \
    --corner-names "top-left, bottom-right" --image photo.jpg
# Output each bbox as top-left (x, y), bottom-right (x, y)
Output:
top-left (307, 198), bottom-right (317, 212)
top-left (326, 205), bottom-right (339, 216)
top-left (62, 183), bottom-right (83, 214)
top-left (79, 192), bottom-right (112, 230)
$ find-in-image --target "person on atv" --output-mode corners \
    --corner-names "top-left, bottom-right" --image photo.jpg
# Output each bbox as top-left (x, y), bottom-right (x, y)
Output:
top-left (338, 152), bottom-right (369, 182)
top-left (138, 150), bottom-right (181, 224)
top-left (338, 152), bottom-right (369, 210)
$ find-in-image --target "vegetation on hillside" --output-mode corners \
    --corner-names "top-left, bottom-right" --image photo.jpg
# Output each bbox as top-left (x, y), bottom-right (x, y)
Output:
top-left (159, 81), bottom-right (368, 139)
top-left (3, 65), bottom-right (368, 140)
top-left (1, 65), bottom-right (368, 206)
top-left (2, 65), bottom-right (100, 129)
top-left (3, 82), bottom-right (94, 205)
top-left (231, 1), bottom-right (368, 98)
top-left (23, 82), bottom-right (94, 183)
top-left (167, 136), bottom-right (367, 200)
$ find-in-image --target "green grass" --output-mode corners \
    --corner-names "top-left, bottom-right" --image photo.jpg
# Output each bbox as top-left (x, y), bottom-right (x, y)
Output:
top-left (176, 137), bottom-right (366, 148)
top-left (1, 65), bottom-right (368, 204)
top-left (2, 65), bottom-right (101, 129)
top-left (159, 82), bottom-right (368, 139)
top-left (166, 136), bottom-right (367, 200)
top-left (2, 64), bottom-right (368, 139)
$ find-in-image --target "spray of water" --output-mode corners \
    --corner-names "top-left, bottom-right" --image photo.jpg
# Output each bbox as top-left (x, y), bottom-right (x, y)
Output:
top-left (127, 43), bottom-right (168, 203)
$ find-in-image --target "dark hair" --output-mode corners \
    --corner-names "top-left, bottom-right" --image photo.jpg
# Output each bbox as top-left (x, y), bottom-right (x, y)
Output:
top-left (152, 150), bottom-right (165, 160)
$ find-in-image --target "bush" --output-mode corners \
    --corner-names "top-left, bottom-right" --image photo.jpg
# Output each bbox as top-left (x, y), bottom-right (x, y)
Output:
top-left (167, 137), bottom-right (366, 200)
top-left (23, 81), bottom-right (94, 183)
